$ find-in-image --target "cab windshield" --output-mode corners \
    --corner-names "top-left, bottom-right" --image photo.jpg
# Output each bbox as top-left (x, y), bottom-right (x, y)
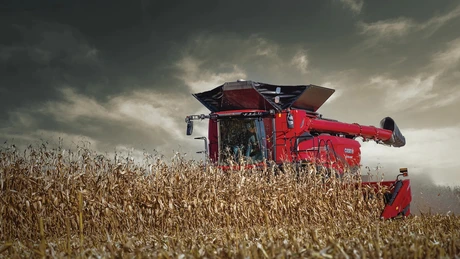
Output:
top-left (219, 118), bottom-right (267, 165)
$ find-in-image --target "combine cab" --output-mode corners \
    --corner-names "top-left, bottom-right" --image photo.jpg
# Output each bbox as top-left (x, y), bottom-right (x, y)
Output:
top-left (185, 80), bottom-right (412, 219)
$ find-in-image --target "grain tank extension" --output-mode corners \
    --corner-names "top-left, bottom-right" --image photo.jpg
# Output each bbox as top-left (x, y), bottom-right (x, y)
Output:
top-left (185, 80), bottom-right (411, 219)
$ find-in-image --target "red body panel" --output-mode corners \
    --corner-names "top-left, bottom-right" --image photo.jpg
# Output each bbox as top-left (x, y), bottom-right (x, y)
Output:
top-left (295, 135), bottom-right (362, 173)
top-left (362, 179), bottom-right (412, 218)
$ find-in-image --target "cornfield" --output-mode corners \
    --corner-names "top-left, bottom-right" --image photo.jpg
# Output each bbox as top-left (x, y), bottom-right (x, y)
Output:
top-left (0, 144), bottom-right (459, 258)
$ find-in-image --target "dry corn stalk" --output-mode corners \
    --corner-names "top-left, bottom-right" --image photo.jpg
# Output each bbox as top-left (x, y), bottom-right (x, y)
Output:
top-left (0, 144), bottom-right (459, 258)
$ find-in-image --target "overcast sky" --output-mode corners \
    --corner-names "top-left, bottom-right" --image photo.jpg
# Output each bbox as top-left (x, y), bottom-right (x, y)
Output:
top-left (1, 0), bottom-right (459, 186)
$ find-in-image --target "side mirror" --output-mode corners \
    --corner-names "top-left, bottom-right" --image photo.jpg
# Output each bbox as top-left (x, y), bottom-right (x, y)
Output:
top-left (287, 112), bottom-right (294, 129)
top-left (186, 120), bottom-right (193, 135)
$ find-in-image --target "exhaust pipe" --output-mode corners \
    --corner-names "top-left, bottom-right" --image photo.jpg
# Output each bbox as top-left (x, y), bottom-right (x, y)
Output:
top-left (380, 117), bottom-right (406, 147)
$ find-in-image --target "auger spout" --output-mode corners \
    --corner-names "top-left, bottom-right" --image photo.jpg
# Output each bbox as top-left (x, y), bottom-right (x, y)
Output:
top-left (380, 117), bottom-right (406, 147)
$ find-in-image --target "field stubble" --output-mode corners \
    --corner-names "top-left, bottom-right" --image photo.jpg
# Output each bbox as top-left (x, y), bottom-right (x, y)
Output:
top-left (0, 145), bottom-right (459, 258)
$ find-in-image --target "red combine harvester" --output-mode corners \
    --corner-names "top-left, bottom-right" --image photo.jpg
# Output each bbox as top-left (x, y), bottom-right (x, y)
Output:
top-left (185, 80), bottom-right (411, 219)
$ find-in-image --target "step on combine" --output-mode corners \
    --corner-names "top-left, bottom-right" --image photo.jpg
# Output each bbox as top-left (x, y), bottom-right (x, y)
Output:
top-left (184, 80), bottom-right (412, 219)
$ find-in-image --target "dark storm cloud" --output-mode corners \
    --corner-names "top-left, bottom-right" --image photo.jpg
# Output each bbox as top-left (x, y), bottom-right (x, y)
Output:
top-left (1, 1), bottom-right (189, 105)
top-left (0, 21), bottom-right (104, 122)
top-left (2, 0), bottom-right (457, 107)
top-left (0, 0), bottom-right (201, 155)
